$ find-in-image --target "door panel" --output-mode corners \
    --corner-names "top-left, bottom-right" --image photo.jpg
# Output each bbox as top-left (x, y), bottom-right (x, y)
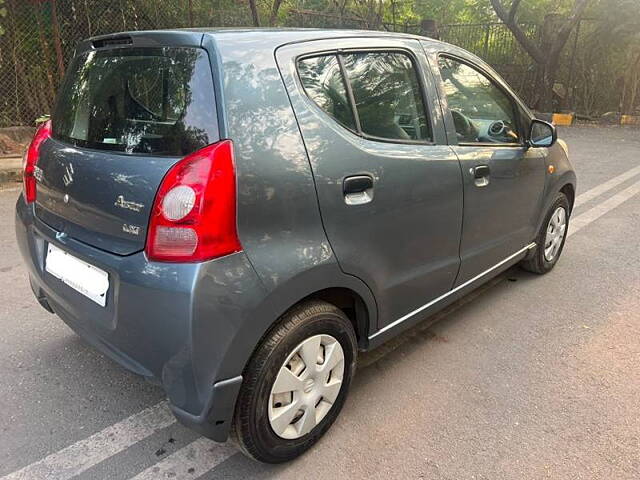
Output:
top-left (453, 145), bottom-right (545, 284)
top-left (429, 51), bottom-right (546, 284)
top-left (276, 38), bottom-right (464, 329)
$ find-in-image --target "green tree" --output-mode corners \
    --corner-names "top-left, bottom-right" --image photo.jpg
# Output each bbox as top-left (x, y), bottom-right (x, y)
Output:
top-left (490, 0), bottom-right (590, 111)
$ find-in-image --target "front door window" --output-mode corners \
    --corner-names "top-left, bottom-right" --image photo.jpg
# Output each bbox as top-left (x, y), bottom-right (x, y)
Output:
top-left (438, 57), bottom-right (520, 144)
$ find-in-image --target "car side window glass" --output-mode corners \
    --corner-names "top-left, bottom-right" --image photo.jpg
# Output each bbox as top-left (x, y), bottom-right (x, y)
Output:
top-left (298, 55), bottom-right (357, 132)
top-left (438, 56), bottom-right (520, 144)
top-left (341, 52), bottom-right (431, 142)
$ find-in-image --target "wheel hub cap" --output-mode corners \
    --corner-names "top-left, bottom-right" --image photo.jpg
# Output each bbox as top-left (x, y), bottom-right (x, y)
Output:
top-left (303, 378), bottom-right (315, 394)
top-left (544, 206), bottom-right (567, 262)
top-left (268, 334), bottom-right (345, 440)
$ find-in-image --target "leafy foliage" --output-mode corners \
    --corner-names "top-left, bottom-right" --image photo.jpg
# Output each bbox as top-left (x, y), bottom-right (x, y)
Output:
top-left (0, 0), bottom-right (638, 127)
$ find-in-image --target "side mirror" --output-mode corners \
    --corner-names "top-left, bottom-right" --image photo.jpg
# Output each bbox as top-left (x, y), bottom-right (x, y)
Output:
top-left (528, 119), bottom-right (557, 148)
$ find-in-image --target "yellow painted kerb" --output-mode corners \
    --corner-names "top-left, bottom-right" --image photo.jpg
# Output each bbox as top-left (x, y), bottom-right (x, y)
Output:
top-left (552, 113), bottom-right (574, 126)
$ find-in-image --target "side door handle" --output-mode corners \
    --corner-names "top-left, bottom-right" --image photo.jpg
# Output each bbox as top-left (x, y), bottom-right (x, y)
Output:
top-left (473, 164), bottom-right (490, 178)
top-left (343, 175), bottom-right (374, 205)
top-left (471, 164), bottom-right (490, 187)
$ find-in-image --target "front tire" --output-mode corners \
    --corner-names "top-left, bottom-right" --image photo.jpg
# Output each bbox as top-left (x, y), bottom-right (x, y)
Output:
top-left (521, 192), bottom-right (570, 274)
top-left (231, 300), bottom-right (357, 463)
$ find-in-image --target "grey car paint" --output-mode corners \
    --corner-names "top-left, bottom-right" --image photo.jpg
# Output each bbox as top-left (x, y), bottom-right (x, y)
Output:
top-left (15, 28), bottom-right (575, 443)
top-left (422, 45), bottom-right (548, 284)
top-left (276, 37), bottom-right (464, 330)
top-left (34, 141), bottom-right (182, 255)
top-left (421, 40), bottom-right (576, 229)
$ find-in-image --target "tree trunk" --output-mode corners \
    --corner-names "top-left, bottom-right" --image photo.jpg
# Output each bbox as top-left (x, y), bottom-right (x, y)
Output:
top-left (50, 0), bottom-right (66, 79)
top-left (269, 0), bottom-right (284, 26)
top-left (84, 0), bottom-right (93, 37)
top-left (534, 56), bottom-right (561, 112)
top-left (490, 0), bottom-right (590, 113)
top-left (120, 0), bottom-right (127, 29)
top-left (621, 50), bottom-right (640, 114)
top-left (248, 0), bottom-right (261, 26)
top-left (35, 3), bottom-right (57, 103)
top-left (532, 15), bottom-right (564, 112)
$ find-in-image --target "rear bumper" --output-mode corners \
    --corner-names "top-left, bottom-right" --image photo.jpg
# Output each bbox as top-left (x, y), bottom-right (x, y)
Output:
top-left (15, 194), bottom-right (267, 441)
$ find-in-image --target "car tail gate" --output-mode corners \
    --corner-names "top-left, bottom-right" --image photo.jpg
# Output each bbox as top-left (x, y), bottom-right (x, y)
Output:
top-left (32, 43), bottom-right (219, 256)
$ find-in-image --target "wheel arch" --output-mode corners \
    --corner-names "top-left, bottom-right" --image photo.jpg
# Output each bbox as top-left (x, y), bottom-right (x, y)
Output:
top-left (250, 274), bottom-right (378, 366)
top-left (536, 171), bottom-right (577, 233)
top-left (292, 287), bottom-right (371, 350)
top-left (211, 262), bottom-right (378, 385)
top-left (560, 183), bottom-right (575, 214)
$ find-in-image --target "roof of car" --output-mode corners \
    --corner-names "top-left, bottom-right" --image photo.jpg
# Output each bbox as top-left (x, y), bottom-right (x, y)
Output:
top-left (187, 27), bottom-right (423, 37)
top-left (79, 28), bottom-right (451, 59)
top-left (191, 27), bottom-right (443, 46)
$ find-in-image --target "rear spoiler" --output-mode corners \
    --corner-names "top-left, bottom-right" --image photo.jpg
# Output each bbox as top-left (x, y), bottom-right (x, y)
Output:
top-left (75, 31), bottom-right (205, 56)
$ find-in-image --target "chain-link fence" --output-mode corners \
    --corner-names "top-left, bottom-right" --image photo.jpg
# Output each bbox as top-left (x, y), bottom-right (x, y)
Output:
top-left (1, 0), bottom-right (253, 128)
top-left (0, 1), bottom-right (632, 128)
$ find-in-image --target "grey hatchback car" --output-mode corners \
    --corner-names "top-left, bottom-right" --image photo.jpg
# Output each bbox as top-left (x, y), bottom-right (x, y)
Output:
top-left (16, 28), bottom-right (575, 463)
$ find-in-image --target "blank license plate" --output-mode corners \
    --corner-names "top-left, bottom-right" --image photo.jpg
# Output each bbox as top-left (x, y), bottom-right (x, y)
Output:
top-left (45, 243), bottom-right (109, 307)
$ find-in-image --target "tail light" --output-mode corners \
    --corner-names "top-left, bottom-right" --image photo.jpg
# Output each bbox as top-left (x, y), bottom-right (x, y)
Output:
top-left (23, 120), bottom-right (52, 204)
top-left (145, 140), bottom-right (242, 262)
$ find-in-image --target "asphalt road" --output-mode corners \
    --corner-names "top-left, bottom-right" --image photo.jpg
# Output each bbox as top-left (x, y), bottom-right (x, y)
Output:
top-left (1, 125), bottom-right (639, 479)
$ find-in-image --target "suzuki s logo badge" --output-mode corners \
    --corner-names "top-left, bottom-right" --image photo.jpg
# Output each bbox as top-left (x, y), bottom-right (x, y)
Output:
top-left (62, 163), bottom-right (74, 187)
top-left (114, 195), bottom-right (144, 213)
top-left (63, 194), bottom-right (69, 204)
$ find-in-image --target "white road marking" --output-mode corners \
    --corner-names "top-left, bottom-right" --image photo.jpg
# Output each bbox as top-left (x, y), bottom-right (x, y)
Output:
top-left (569, 179), bottom-right (640, 237)
top-left (0, 401), bottom-right (175, 480)
top-left (574, 164), bottom-right (640, 208)
top-left (129, 437), bottom-right (236, 480)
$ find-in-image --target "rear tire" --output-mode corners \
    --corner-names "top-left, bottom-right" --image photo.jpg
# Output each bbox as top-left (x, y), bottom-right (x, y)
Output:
top-left (521, 192), bottom-right (570, 274)
top-left (231, 300), bottom-right (357, 463)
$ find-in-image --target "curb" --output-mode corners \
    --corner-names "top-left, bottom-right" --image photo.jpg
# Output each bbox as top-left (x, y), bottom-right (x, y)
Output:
top-left (0, 168), bottom-right (22, 185)
top-left (0, 156), bottom-right (22, 185)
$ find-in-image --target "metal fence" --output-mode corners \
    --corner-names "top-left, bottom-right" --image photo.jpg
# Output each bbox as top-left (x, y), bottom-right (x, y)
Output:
top-left (0, 1), bottom-right (624, 127)
top-left (284, 12), bottom-right (590, 111)
top-left (1, 0), bottom-right (252, 127)
top-left (439, 22), bottom-right (541, 106)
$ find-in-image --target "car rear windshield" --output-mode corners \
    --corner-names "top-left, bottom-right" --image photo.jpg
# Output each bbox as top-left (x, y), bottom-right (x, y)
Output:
top-left (52, 47), bottom-right (218, 156)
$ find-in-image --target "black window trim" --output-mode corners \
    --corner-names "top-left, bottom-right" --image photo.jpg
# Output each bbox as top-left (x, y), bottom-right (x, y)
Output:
top-left (335, 53), bottom-right (363, 134)
top-left (436, 52), bottom-right (528, 148)
top-left (296, 47), bottom-right (436, 146)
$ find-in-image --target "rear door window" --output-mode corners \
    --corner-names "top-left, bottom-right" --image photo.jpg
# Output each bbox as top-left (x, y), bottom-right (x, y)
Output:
top-left (297, 50), bottom-right (432, 143)
top-left (53, 47), bottom-right (218, 156)
top-left (297, 55), bottom-right (357, 131)
top-left (341, 52), bottom-right (430, 142)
